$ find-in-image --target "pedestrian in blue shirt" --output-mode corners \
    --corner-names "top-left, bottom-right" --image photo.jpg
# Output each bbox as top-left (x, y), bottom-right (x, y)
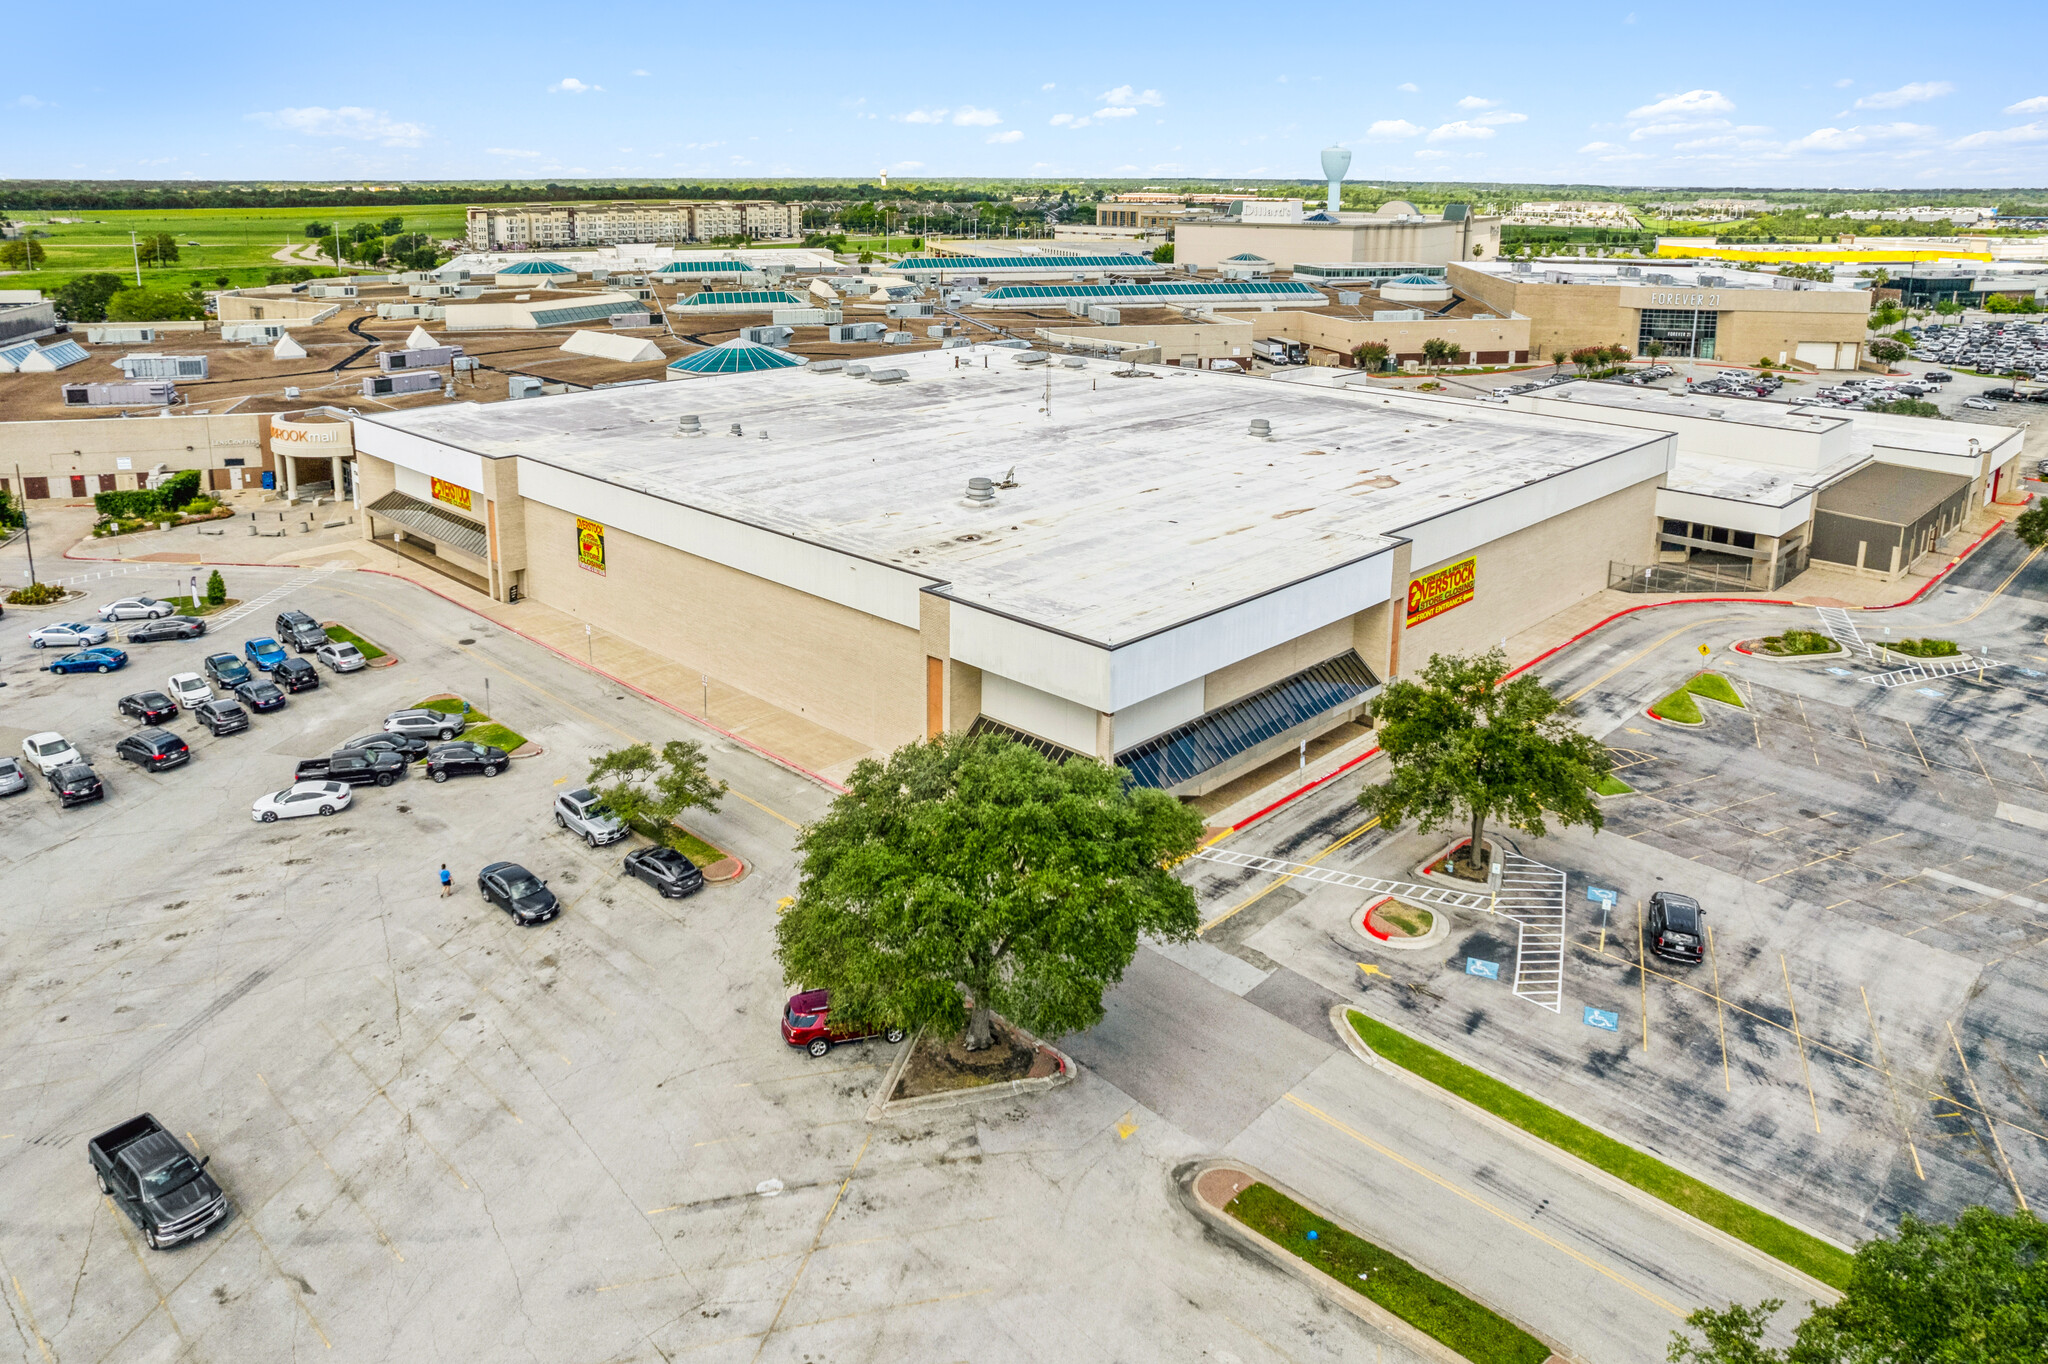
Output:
top-left (439, 864), bottom-right (452, 898)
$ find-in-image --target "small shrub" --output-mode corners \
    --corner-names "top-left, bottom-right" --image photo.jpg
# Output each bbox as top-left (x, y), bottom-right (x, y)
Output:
top-left (159, 469), bottom-right (202, 510)
top-left (1891, 637), bottom-right (1959, 657)
top-left (1760, 629), bottom-right (1838, 656)
top-left (93, 488), bottom-right (164, 520)
top-left (6, 581), bottom-right (66, 605)
top-left (205, 569), bottom-right (226, 606)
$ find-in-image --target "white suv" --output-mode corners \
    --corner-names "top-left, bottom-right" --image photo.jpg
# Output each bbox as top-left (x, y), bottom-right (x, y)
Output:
top-left (384, 709), bottom-right (465, 740)
top-left (555, 788), bottom-right (627, 846)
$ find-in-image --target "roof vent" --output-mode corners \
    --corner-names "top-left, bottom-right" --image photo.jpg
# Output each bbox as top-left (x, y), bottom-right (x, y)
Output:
top-left (846, 362), bottom-right (871, 377)
top-left (1248, 418), bottom-right (1272, 437)
top-left (869, 368), bottom-right (908, 384)
top-left (730, 422), bottom-right (744, 436)
top-left (809, 358), bottom-right (846, 374)
top-left (1061, 356), bottom-right (1086, 369)
top-left (1015, 352), bottom-right (1049, 367)
top-left (677, 414), bottom-right (703, 436)
top-left (965, 476), bottom-right (996, 503)
top-left (1708, 409), bottom-right (1725, 419)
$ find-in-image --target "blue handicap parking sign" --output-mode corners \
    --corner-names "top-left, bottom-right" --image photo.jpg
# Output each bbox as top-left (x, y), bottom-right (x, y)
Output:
top-left (1466, 958), bottom-right (1501, 980)
top-left (1586, 887), bottom-right (1617, 909)
top-left (1583, 1006), bottom-right (1619, 1032)
top-left (1825, 667), bottom-right (1854, 676)
top-left (1915, 688), bottom-right (1945, 699)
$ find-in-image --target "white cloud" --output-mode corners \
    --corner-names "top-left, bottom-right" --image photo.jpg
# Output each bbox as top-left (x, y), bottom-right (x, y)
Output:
top-left (898, 108), bottom-right (948, 123)
top-left (1786, 122), bottom-right (1934, 152)
top-left (1953, 121), bottom-right (2048, 148)
top-left (952, 106), bottom-right (1002, 126)
top-left (1630, 119), bottom-right (1731, 140)
top-left (1578, 141), bottom-right (1619, 152)
top-left (1366, 119), bottom-right (1423, 139)
top-left (986, 129), bottom-right (1023, 144)
top-left (631, 68), bottom-right (649, 77)
top-left (1040, 82), bottom-right (1055, 91)
top-left (549, 77), bottom-right (601, 94)
top-left (1396, 82), bottom-right (1418, 93)
top-left (486, 147), bottom-right (542, 159)
top-left (2004, 95), bottom-right (2048, 116)
top-left (1050, 112), bottom-right (1088, 128)
top-left (1855, 81), bottom-right (1953, 109)
top-left (248, 106), bottom-right (427, 146)
top-left (1626, 89), bottom-right (1733, 119)
top-left (1095, 106), bottom-right (1138, 118)
top-left (1456, 95), bottom-right (1498, 110)
top-left (1834, 78), bottom-right (1854, 88)
top-left (887, 160), bottom-right (924, 172)
top-left (15, 94), bottom-right (46, 109)
top-left (1474, 110), bottom-right (1527, 126)
top-left (1096, 85), bottom-right (1164, 107)
top-left (1427, 120), bottom-right (1496, 141)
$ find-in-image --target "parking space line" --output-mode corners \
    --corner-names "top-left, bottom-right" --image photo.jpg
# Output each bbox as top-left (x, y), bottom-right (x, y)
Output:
top-left (1793, 699), bottom-right (1823, 767)
top-left (5, 1266), bottom-right (53, 1363)
top-left (1962, 735), bottom-right (1997, 786)
top-left (106, 1201), bottom-right (195, 1353)
top-left (752, 1131), bottom-right (877, 1359)
top-left (235, 1209), bottom-right (335, 1349)
top-left (319, 1019), bottom-right (489, 1177)
top-left (1565, 616), bottom-right (1739, 706)
top-left (1707, 926), bottom-right (1731, 1093)
top-left (1636, 902), bottom-right (1649, 1053)
top-left (1277, 1093), bottom-right (1687, 1317)
top-left (1947, 1022), bottom-right (2030, 1215)
top-left (1778, 958), bottom-right (1824, 1136)
top-left (1859, 988), bottom-right (1924, 1182)
top-left (256, 1072), bottom-right (406, 1262)
top-left (1199, 817), bottom-right (1380, 935)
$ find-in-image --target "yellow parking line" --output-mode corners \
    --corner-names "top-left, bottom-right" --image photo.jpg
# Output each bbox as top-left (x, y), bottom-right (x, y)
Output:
top-left (1947, 1022), bottom-right (2030, 1214)
top-left (1778, 958), bottom-right (1823, 1136)
top-left (1860, 987), bottom-right (1924, 1182)
top-left (1567, 616), bottom-right (1737, 705)
top-left (1278, 1093), bottom-right (1686, 1318)
top-left (1707, 926), bottom-right (1731, 1093)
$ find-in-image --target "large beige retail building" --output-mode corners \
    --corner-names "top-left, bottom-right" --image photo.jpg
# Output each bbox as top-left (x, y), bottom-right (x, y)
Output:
top-left (350, 346), bottom-right (1672, 794)
top-left (1451, 261), bottom-right (1873, 369)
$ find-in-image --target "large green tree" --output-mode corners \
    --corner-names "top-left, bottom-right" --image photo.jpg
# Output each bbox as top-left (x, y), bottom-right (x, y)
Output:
top-left (54, 272), bottom-right (127, 322)
top-left (2012, 504), bottom-right (2048, 551)
top-left (776, 733), bottom-right (1203, 1050)
top-left (106, 288), bottom-right (205, 322)
top-left (1358, 649), bottom-right (1611, 875)
top-left (1668, 1208), bottom-right (2047, 1364)
top-left (586, 739), bottom-right (727, 839)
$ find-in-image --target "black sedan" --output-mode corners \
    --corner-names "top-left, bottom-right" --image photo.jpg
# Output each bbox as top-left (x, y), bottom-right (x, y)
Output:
top-left (623, 846), bottom-right (705, 899)
top-left (342, 733), bottom-right (429, 762)
top-left (48, 762), bottom-right (105, 807)
top-left (233, 679), bottom-right (288, 714)
top-left (194, 700), bottom-right (250, 736)
top-left (118, 691), bottom-right (180, 725)
top-left (477, 862), bottom-right (559, 925)
top-left (426, 741), bottom-right (509, 782)
top-left (125, 616), bottom-right (207, 644)
top-left (272, 657), bottom-right (319, 693)
top-left (114, 729), bottom-right (190, 772)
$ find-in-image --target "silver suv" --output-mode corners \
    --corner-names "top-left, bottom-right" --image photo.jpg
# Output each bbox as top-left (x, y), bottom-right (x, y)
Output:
top-left (555, 788), bottom-right (627, 846)
top-left (383, 708), bottom-right (465, 740)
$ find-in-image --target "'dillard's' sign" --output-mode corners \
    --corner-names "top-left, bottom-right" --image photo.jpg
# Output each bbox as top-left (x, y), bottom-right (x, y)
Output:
top-left (1407, 556), bottom-right (1476, 626)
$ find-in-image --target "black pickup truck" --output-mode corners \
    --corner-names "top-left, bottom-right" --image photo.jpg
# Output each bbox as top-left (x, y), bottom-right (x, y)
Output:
top-left (294, 748), bottom-right (408, 787)
top-left (88, 1114), bottom-right (229, 1249)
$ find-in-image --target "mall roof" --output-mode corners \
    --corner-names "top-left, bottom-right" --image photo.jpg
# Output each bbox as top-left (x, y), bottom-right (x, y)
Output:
top-left (889, 255), bottom-right (1159, 273)
top-left (666, 338), bottom-right (806, 374)
top-left (673, 290), bottom-right (806, 308)
top-left (972, 280), bottom-right (1329, 308)
top-left (1666, 451), bottom-right (1867, 507)
top-left (1462, 261), bottom-right (1865, 293)
top-left (1545, 381), bottom-right (1846, 434)
top-left (364, 347), bottom-right (1662, 645)
top-left (499, 260), bottom-right (574, 275)
top-left (654, 260), bottom-right (755, 273)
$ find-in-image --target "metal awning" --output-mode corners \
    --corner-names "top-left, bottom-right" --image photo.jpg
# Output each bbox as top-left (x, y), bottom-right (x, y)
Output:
top-left (367, 491), bottom-right (489, 559)
top-left (1116, 651), bottom-right (1380, 792)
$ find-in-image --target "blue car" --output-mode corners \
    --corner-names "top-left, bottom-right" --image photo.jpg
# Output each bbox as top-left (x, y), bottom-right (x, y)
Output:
top-left (243, 637), bottom-right (288, 672)
top-left (47, 647), bottom-right (129, 675)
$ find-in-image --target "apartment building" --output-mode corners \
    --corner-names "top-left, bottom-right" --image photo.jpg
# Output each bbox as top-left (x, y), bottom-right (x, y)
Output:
top-left (465, 201), bottom-right (802, 250)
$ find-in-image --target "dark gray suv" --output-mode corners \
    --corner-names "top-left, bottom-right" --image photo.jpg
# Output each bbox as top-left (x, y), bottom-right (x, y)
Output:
top-left (275, 610), bottom-right (329, 652)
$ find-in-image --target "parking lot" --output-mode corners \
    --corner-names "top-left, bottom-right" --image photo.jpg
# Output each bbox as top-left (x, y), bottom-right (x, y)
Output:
top-left (1191, 571), bottom-right (2048, 1245)
top-left (0, 564), bottom-right (1413, 1364)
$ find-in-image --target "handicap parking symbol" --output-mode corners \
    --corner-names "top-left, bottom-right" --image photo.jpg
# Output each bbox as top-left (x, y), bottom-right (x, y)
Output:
top-left (1466, 958), bottom-right (1501, 981)
top-left (1825, 667), bottom-right (1854, 676)
top-left (1915, 688), bottom-right (1946, 699)
top-left (1583, 1006), bottom-right (1620, 1032)
top-left (1586, 887), bottom-right (1617, 910)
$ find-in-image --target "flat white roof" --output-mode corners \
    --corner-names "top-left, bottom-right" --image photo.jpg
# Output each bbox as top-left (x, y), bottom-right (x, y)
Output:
top-left (367, 348), bottom-right (1663, 644)
top-left (1666, 451), bottom-right (1866, 507)
top-left (1464, 261), bottom-right (1864, 294)
top-left (1546, 381), bottom-right (1845, 433)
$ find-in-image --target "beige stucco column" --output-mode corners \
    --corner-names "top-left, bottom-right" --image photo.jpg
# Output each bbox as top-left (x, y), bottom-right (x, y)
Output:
top-left (329, 454), bottom-right (343, 497)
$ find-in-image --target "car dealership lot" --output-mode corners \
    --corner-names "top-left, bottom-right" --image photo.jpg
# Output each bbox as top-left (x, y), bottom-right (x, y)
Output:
top-left (0, 566), bottom-right (1412, 1364)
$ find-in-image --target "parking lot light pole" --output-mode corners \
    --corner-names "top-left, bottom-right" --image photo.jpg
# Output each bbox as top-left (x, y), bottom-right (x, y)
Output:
top-left (15, 463), bottom-right (35, 586)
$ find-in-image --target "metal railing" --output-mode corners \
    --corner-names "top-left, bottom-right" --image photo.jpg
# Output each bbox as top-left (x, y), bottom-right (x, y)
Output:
top-left (1608, 546), bottom-right (1808, 594)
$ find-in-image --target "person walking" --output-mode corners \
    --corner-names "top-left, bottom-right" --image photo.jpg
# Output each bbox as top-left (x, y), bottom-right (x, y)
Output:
top-left (439, 864), bottom-right (452, 898)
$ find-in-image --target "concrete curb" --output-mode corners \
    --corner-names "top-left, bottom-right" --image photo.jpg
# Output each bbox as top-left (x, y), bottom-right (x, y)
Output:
top-left (1174, 1158), bottom-right (1556, 1364)
top-left (1732, 640), bottom-right (1844, 664)
top-left (864, 1027), bottom-right (1075, 1123)
top-left (1326, 1004), bottom-right (1847, 1305)
top-left (4, 590), bottom-right (90, 611)
top-left (1411, 836), bottom-right (1503, 895)
top-left (1354, 896), bottom-right (1452, 952)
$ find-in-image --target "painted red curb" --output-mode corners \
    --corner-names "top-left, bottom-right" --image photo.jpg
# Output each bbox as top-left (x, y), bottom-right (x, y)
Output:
top-left (1228, 745), bottom-right (1382, 833)
top-left (1361, 896), bottom-right (1394, 941)
top-left (1733, 641), bottom-right (1755, 655)
top-left (1501, 596), bottom-right (1797, 682)
top-left (354, 567), bottom-right (848, 795)
top-left (1878, 520), bottom-right (2004, 610)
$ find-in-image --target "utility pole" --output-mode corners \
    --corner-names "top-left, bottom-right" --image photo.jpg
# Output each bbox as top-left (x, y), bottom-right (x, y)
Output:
top-left (14, 463), bottom-right (35, 585)
top-left (129, 230), bottom-right (142, 286)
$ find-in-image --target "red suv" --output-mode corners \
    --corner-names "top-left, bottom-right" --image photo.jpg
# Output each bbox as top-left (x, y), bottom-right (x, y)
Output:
top-left (781, 990), bottom-right (906, 1057)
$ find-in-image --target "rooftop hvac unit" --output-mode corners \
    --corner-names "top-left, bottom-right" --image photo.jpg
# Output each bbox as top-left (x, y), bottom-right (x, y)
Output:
top-left (63, 380), bottom-right (176, 406)
top-left (87, 326), bottom-right (155, 344)
top-left (452, 356), bottom-right (480, 371)
top-left (1014, 352), bottom-right (1049, 366)
top-left (1617, 265), bottom-right (1642, 277)
top-left (308, 284), bottom-right (357, 298)
top-left (222, 322), bottom-right (285, 343)
top-left (363, 370), bottom-right (441, 397)
top-left (827, 322), bottom-right (887, 343)
top-left (379, 345), bottom-right (464, 372)
top-left (739, 325), bottom-right (793, 345)
top-left (771, 307), bottom-right (839, 326)
top-left (508, 376), bottom-right (543, 399)
top-left (868, 367), bottom-right (908, 383)
top-left (116, 353), bottom-right (208, 379)
top-left (941, 336), bottom-right (970, 349)
top-left (1644, 272), bottom-right (1675, 285)
top-left (1087, 305), bottom-right (1121, 325)
top-left (609, 312), bottom-right (654, 328)
top-left (1698, 274), bottom-right (1726, 287)
top-left (928, 325), bottom-right (949, 339)
top-left (1336, 292), bottom-right (1361, 306)
top-left (884, 302), bottom-right (935, 318)
top-left (1373, 309), bottom-right (1425, 321)
top-left (882, 331), bottom-right (913, 345)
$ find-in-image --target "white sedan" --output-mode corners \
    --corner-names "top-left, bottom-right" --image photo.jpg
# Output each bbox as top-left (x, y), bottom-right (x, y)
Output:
top-left (99, 596), bottom-right (174, 622)
top-left (252, 781), bottom-right (352, 823)
top-left (167, 672), bottom-right (215, 709)
top-left (22, 732), bottom-right (82, 775)
top-left (28, 622), bottom-right (109, 649)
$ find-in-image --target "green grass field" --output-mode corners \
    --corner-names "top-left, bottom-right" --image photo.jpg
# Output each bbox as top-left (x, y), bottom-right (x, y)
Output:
top-left (1, 204), bottom-right (469, 294)
top-left (1346, 1011), bottom-right (1853, 1288)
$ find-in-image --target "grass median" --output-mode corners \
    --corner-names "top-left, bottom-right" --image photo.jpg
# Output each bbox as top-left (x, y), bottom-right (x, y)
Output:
top-left (1224, 1181), bottom-right (1550, 1364)
top-left (320, 624), bottom-right (387, 660)
top-left (1346, 1010), bottom-right (1852, 1289)
top-left (1652, 671), bottom-right (1744, 724)
top-left (414, 697), bottom-right (526, 753)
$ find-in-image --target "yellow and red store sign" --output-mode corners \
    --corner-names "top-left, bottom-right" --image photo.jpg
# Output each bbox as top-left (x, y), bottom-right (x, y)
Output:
top-left (430, 477), bottom-right (472, 512)
top-left (577, 518), bottom-right (607, 575)
top-left (1406, 556), bottom-right (1475, 626)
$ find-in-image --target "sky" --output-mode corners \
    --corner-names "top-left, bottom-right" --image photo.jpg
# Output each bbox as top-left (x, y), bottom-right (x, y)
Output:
top-left (4, 2), bottom-right (2047, 191)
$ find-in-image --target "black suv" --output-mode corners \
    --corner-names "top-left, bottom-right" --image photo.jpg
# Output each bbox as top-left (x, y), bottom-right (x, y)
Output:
top-left (118, 691), bottom-right (180, 725)
top-left (1647, 892), bottom-right (1706, 966)
top-left (233, 679), bottom-right (288, 714)
top-left (194, 700), bottom-right (250, 736)
top-left (272, 656), bottom-right (319, 693)
top-left (427, 741), bottom-right (509, 782)
top-left (623, 845), bottom-right (705, 899)
top-left (49, 761), bottom-right (105, 807)
top-left (115, 729), bottom-right (191, 772)
top-left (276, 610), bottom-right (329, 652)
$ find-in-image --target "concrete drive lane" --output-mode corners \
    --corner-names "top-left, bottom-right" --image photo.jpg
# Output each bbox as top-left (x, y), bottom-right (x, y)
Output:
top-left (1071, 948), bottom-right (1818, 1362)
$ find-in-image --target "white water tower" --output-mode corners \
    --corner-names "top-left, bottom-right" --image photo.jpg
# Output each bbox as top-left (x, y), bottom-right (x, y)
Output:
top-left (1320, 146), bottom-right (1352, 214)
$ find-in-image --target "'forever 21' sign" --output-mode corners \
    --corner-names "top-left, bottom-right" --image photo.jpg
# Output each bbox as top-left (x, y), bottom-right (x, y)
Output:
top-left (1646, 292), bottom-right (1721, 306)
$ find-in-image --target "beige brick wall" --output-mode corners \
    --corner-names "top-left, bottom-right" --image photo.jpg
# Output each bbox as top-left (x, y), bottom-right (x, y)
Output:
top-left (0, 413), bottom-right (268, 493)
top-left (519, 498), bottom-right (926, 750)
top-left (1399, 475), bottom-right (1661, 664)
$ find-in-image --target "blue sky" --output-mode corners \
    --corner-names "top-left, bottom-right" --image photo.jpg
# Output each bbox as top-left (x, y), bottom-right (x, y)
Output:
top-left (5, 2), bottom-right (2046, 189)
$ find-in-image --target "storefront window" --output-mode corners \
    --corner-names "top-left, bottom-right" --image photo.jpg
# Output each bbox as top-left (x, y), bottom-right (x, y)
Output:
top-left (1639, 308), bottom-right (1718, 359)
